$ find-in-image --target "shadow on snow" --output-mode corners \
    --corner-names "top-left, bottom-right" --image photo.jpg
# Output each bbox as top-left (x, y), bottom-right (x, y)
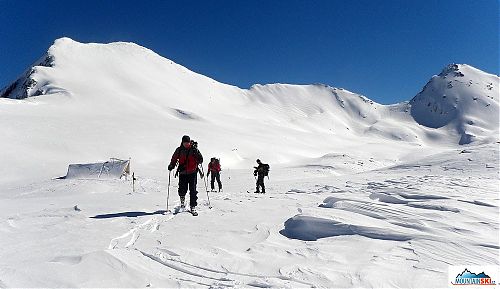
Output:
top-left (90, 210), bottom-right (166, 219)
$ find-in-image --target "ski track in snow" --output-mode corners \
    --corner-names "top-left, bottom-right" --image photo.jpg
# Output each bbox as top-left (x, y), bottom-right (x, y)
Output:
top-left (138, 250), bottom-right (316, 288)
top-left (106, 202), bottom-right (314, 287)
top-left (108, 216), bottom-right (164, 249)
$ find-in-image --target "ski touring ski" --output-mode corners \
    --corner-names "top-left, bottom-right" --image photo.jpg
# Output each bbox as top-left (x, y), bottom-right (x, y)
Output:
top-left (247, 190), bottom-right (265, 194)
top-left (172, 205), bottom-right (198, 216)
top-left (173, 206), bottom-right (186, 215)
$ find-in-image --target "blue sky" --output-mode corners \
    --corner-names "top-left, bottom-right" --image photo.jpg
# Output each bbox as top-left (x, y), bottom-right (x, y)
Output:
top-left (1, 0), bottom-right (498, 104)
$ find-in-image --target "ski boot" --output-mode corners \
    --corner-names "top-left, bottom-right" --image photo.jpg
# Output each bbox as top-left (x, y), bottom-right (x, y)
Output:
top-left (190, 206), bottom-right (198, 216)
top-left (180, 196), bottom-right (185, 208)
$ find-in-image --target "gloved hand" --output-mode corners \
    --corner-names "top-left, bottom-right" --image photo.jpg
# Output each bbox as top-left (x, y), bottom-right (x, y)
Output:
top-left (207, 171), bottom-right (210, 177)
top-left (168, 164), bottom-right (175, 171)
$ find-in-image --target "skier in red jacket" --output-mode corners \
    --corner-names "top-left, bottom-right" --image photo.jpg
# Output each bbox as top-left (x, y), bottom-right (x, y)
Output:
top-left (168, 135), bottom-right (203, 215)
top-left (207, 157), bottom-right (222, 192)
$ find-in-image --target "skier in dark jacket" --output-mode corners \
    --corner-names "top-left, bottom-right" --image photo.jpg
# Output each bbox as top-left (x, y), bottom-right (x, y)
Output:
top-left (253, 159), bottom-right (269, 194)
top-left (168, 135), bottom-right (203, 215)
top-left (207, 158), bottom-right (222, 192)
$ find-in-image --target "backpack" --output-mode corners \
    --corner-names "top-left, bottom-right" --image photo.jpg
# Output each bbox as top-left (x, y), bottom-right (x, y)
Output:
top-left (262, 164), bottom-right (270, 176)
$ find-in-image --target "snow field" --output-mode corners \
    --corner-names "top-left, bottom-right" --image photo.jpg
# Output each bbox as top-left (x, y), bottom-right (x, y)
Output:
top-left (0, 38), bottom-right (498, 287)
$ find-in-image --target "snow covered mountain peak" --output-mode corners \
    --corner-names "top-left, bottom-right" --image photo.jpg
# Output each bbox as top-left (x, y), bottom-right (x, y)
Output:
top-left (48, 37), bottom-right (165, 61)
top-left (438, 63), bottom-right (467, 77)
top-left (410, 63), bottom-right (499, 144)
top-left (0, 37), bottom-right (213, 100)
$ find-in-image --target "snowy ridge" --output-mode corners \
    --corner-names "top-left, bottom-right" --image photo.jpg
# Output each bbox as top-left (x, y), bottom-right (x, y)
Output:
top-left (0, 53), bottom-right (55, 99)
top-left (1, 38), bottom-right (498, 186)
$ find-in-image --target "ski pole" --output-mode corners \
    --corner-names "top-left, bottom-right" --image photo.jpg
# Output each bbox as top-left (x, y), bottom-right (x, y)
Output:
top-left (166, 171), bottom-right (171, 212)
top-left (200, 165), bottom-right (209, 193)
top-left (200, 165), bottom-right (212, 209)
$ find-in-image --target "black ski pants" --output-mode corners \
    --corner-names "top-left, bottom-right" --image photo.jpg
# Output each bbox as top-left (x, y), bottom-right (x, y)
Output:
top-left (256, 174), bottom-right (265, 193)
top-left (210, 171), bottom-right (222, 191)
top-left (178, 172), bottom-right (198, 207)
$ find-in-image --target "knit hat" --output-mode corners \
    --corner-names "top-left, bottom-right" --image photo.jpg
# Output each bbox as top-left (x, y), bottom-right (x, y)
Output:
top-left (182, 135), bottom-right (190, 143)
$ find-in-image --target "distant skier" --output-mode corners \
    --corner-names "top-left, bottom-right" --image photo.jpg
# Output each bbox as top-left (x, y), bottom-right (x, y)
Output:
top-left (168, 135), bottom-right (203, 216)
top-left (253, 159), bottom-right (270, 194)
top-left (207, 157), bottom-right (222, 192)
